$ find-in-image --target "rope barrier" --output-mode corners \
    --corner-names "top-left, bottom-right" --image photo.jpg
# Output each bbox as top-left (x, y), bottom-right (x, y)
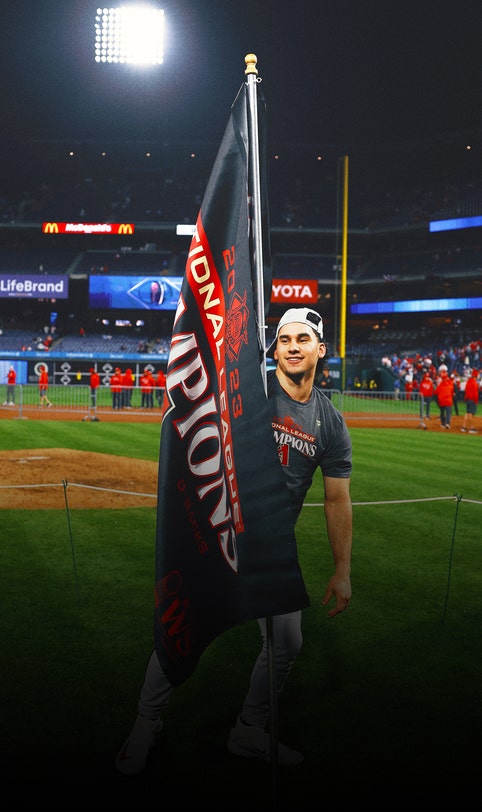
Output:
top-left (1, 482), bottom-right (481, 505)
top-left (1, 483), bottom-right (479, 623)
top-left (0, 481), bottom-right (157, 498)
top-left (305, 495), bottom-right (482, 506)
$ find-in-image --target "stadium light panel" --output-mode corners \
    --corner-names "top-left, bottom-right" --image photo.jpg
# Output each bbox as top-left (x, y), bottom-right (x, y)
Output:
top-left (429, 214), bottom-right (482, 232)
top-left (94, 5), bottom-right (165, 65)
top-left (350, 296), bottom-right (482, 315)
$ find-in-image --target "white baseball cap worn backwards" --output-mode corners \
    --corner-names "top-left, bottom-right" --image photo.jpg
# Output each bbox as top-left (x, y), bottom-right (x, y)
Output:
top-left (267, 307), bottom-right (324, 355)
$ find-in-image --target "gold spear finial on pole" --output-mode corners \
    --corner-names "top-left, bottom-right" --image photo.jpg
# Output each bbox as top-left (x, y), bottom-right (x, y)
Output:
top-left (245, 53), bottom-right (258, 74)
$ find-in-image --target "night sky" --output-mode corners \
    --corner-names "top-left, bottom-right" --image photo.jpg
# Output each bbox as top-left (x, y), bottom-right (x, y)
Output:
top-left (1, 0), bottom-right (482, 153)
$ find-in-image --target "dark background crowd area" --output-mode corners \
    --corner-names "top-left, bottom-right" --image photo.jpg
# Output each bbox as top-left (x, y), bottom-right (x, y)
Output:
top-left (0, 131), bottom-right (481, 362)
top-left (1, 131), bottom-right (482, 230)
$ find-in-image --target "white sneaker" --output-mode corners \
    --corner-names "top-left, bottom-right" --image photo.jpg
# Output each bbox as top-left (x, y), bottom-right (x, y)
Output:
top-left (227, 716), bottom-right (303, 766)
top-left (115, 714), bottom-right (163, 775)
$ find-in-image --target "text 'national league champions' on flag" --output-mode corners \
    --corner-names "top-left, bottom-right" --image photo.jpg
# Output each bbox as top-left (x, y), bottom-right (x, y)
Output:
top-left (153, 67), bottom-right (309, 687)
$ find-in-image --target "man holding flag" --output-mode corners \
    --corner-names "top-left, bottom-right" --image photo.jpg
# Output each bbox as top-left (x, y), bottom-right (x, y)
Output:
top-left (116, 306), bottom-right (352, 775)
top-left (116, 59), bottom-right (352, 776)
top-left (226, 307), bottom-right (352, 763)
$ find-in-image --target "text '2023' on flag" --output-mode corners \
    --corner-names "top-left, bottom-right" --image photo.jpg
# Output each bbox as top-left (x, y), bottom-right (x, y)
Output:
top-left (154, 72), bottom-right (310, 687)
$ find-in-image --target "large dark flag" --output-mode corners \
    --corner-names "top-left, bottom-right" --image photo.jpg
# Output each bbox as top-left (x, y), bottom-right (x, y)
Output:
top-left (154, 79), bottom-right (309, 687)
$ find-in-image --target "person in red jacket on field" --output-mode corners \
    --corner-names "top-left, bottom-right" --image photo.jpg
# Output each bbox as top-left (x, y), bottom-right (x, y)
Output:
top-left (140, 367), bottom-right (155, 409)
top-left (155, 369), bottom-right (166, 408)
top-left (404, 371), bottom-right (414, 401)
top-left (89, 367), bottom-right (100, 408)
top-left (461, 369), bottom-right (479, 434)
top-left (38, 364), bottom-right (52, 407)
top-left (435, 369), bottom-right (454, 429)
top-left (122, 368), bottom-right (135, 409)
top-left (419, 370), bottom-right (435, 420)
top-left (4, 365), bottom-right (16, 405)
top-left (110, 367), bottom-right (123, 410)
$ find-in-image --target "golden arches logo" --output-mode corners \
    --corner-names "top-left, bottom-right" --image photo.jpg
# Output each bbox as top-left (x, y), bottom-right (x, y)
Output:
top-left (43, 222), bottom-right (59, 233)
top-left (118, 223), bottom-right (133, 235)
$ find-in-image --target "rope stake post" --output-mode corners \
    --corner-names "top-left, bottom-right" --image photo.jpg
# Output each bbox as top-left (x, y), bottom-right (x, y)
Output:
top-left (63, 479), bottom-right (81, 606)
top-left (441, 492), bottom-right (463, 626)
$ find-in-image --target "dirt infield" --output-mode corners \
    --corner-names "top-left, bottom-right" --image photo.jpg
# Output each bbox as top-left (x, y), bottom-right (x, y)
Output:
top-left (0, 408), bottom-right (475, 510)
top-left (0, 406), bottom-right (162, 509)
top-left (0, 448), bottom-right (158, 510)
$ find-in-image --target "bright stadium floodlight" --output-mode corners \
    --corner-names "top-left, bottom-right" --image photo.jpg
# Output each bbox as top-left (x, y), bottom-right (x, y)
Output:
top-left (94, 5), bottom-right (165, 65)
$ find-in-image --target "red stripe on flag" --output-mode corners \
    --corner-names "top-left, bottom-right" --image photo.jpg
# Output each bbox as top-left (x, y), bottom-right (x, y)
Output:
top-left (185, 214), bottom-right (244, 534)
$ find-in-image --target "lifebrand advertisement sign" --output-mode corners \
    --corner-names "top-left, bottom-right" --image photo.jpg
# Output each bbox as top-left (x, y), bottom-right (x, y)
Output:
top-left (0, 274), bottom-right (69, 298)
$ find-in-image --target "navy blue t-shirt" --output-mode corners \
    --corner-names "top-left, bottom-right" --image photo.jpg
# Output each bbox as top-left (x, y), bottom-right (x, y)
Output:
top-left (268, 371), bottom-right (352, 519)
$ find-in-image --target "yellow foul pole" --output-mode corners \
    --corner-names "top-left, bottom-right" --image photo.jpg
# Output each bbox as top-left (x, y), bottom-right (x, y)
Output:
top-left (339, 155), bottom-right (349, 388)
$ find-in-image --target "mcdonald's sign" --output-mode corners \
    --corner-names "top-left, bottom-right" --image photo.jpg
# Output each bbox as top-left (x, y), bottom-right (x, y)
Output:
top-left (41, 222), bottom-right (135, 235)
top-left (117, 223), bottom-right (134, 235)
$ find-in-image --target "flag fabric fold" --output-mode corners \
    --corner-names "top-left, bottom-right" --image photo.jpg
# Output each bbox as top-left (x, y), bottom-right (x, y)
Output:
top-left (153, 80), bottom-right (309, 687)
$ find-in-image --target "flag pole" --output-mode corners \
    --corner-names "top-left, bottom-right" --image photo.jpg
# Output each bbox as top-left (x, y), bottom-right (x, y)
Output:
top-left (245, 54), bottom-right (268, 391)
top-left (340, 154), bottom-right (349, 389)
top-left (245, 53), bottom-right (280, 806)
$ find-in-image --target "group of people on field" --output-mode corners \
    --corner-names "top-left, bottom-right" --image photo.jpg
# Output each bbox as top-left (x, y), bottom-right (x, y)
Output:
top-left (3, 363), bottom-right (53, 407)
top-left (417, 363), bottom-right (480, 432)
top-left (4, 364), bottom-right (167, 411)
top-left (107, 366), bottom-right (166, 410)
top-left (380, 349), bottom-right (480, 432)
top-left (4, 355), bottom-right (479, 431)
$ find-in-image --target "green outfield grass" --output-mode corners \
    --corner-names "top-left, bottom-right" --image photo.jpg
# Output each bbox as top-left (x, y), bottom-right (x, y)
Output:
top-left (0, 421), bottom-right (480, 805)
